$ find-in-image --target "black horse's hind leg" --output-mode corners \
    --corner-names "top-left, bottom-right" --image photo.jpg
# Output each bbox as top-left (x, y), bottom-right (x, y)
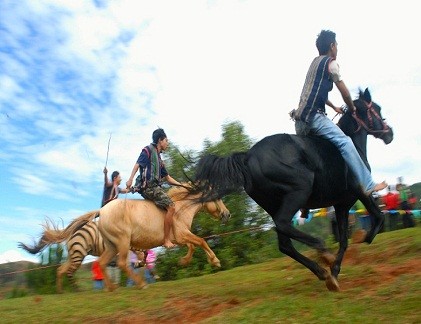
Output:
top-left (330, 206), bottom-right (350, 279)
top-left (276, 230), bottom-right (330, 281)
top-left (270, 192), bottom-right (333, 282)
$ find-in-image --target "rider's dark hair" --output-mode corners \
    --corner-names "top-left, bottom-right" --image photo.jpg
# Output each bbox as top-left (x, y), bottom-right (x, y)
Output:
top-left (152, 128), bottom-right (167, 144)
top-left (316, 30), bottom-right (336, 55)
top-left (111, 171), bottom-right (119, 181)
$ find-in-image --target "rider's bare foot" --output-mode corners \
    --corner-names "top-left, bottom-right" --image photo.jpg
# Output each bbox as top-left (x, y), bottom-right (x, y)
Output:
top-left (163, 241), bottom-right (176, 248)
top-left (365, 181), bottom-right (388, 196)
top-left (374, 181), bottom-right (388, 192)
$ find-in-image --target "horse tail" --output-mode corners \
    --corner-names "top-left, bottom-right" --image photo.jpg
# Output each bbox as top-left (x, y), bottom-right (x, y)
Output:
top-left (60, 210), bottom-right (100, 239)
top-left (18, 236), bottom-right (50, 255)
top-left (17, 217), bottom-right (64, 254)
top-left (194, 152), bottom-right (249, 201)
top-left (17, 210), bottom-right (100, 255)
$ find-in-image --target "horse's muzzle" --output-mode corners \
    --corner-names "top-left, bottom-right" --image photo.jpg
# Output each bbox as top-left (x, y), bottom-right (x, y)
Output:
top-left (221, 211), bottom-right (231, 224)
top-left (381, 127), bottom-right (394, 145)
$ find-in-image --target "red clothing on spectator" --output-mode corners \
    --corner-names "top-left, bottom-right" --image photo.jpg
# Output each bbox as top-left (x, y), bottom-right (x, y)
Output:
top-left (408, 195), bottom-right (417, 209)
top-left (383, 192), bottom-right (400, 210)
top-left (92, 260), bottom-right (104, 280)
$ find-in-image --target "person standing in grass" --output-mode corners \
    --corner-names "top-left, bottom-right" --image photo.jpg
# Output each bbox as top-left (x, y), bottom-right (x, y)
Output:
top-left (92, 260), bottom-right (104, 290)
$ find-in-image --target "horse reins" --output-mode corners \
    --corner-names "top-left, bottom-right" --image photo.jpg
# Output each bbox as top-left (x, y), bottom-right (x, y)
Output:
top-left (351, 100), bottom-right (390, 138)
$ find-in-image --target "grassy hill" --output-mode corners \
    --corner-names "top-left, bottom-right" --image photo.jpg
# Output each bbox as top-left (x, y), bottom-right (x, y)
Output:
top-left (0, 261), bottom-right (34, 286)
top-left (0, 227), bottom-right (419, 323)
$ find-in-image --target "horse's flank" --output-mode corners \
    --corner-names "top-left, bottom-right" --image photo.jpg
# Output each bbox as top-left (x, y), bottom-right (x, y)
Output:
top-left (99, 187), bottom-right (204, 250)
top-left (100, 199), bottom-right (167, 249)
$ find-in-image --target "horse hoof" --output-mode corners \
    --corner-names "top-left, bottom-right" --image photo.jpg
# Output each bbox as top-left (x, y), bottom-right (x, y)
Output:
top-left (211, 258), bottom-right (221, 267)
top-left (325, 275), bottom-right (340, 292)
top-left (319, 251), bottom-right (335, 267)
top-left (179, 258), bottom-right (189, 266)
top-left (107, 283), bottom-right (117, 292)
top-left (351, 229), bottom-right (367, 244)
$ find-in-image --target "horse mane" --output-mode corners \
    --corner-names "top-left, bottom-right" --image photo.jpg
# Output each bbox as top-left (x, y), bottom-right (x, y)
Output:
top-left (167, 182), bottom-right (194, 202)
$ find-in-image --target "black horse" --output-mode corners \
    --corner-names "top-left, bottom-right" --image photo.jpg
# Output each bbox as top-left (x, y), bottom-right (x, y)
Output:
top-left (194, 88), bottom-right (393, 291)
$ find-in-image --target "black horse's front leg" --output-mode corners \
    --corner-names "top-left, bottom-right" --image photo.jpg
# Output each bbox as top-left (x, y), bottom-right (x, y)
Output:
top-left (359, 195), bottom-right (384, 244)
top-left (365, 211), bottom-right (385, 244)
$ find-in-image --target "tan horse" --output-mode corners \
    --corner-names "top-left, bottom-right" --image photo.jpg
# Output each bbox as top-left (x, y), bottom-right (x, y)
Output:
top-left (66, 184), bottom-right (230, 291)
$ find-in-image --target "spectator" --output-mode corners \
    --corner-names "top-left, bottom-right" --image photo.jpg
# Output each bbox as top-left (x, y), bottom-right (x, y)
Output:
top-left (397, 182), bottom-right (411, 211)
top-left (408, 192), bottom-right (418, 210)
top-left (106, 255), bottom-right (121, 286)
top-left (92, 260), bottom-right (104, 290)
top-left (126, 250), bottom-right (145, 287)
top-left (353, 200), bottom-right (370, 232)
top-left (397, 182), bottom-right (415, 228)
top-left (326, 207), bottom-right (339, 242)
top-left (145, 249), bottom-right (159, 283)
top-left (383, 185), bottom-right (400, 231)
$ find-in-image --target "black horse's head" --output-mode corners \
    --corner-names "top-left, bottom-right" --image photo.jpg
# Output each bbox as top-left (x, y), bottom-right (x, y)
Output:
top-left (338, 88), bottom-right (394, 144)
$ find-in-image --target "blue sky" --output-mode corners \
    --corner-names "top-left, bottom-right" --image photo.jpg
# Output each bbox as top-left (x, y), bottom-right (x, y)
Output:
top-left (1, 0), bottom-right (420, 264)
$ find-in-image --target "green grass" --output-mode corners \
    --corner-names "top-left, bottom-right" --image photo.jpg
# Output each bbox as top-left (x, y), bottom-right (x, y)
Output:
top-left (1, 227), bottom-right (420, 323)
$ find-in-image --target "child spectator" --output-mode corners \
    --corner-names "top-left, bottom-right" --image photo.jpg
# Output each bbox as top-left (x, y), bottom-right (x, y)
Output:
top-left (92, 260), bottom-right (104, 290)
top-left (145, 249), bottom-right (159, 282)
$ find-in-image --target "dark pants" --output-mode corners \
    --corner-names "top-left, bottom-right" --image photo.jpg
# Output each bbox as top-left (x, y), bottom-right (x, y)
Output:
top-left (402, 212), bottom-right (415, 228)
top-left (387, 211), bottom-right (399, 231)
top-left (359, 215), bottom-right (371, 231)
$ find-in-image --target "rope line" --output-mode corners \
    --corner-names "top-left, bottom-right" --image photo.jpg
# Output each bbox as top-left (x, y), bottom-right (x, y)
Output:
top-left (202, 226), bottom-right (264, 239)
top-left (0, 264), bottom-right (59, 277)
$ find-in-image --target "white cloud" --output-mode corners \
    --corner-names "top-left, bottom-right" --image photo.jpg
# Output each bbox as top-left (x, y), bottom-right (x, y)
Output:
top-left (0, 250), bottom-right (38, 264)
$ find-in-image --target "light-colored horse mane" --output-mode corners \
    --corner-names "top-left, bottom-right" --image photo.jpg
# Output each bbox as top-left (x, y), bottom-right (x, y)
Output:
top-left (167, 183), bottom-right (194, 201)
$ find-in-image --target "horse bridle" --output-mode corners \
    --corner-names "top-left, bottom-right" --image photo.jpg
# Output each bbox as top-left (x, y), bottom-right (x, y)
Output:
top-left (351, 100), bottom-right (390, 139)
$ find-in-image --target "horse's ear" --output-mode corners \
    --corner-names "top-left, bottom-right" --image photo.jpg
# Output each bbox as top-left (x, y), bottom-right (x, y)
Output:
top-left (363, 88), bottom-right (372, 103)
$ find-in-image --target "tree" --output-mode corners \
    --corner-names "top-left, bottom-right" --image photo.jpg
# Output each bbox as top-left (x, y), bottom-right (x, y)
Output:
top-left (25, 244), bottom-right (68, 294)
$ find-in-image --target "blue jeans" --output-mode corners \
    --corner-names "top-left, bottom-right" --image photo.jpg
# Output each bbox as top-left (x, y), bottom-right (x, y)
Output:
top-left (93, 279), bottom-right (104, 290)
top-left (126, 264), bottom-right (141, 287)
top-left (295, 112), bottom-right (375, 193)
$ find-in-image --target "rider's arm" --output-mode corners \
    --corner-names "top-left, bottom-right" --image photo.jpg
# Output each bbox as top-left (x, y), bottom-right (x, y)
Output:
top-left (326, 99), bottom-right (343, 114)
top-left (103, 167), bottom-right (112, 187)
top-left (126, 148), bottom-right (149, 188)
top-left (335, 80), bottom-right (356, 113)
top-left (330, 60), bottom-right (356, 113)
top-left (126, 163), bottom-right (140, 188)
top-left (164, 175), bottom-right (182, 187)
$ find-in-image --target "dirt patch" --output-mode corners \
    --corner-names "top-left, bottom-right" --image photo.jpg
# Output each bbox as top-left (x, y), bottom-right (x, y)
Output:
top-left (340, 244), bottom-right (421, 295)
top-left (99, 296), bottom-right (240, 323)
